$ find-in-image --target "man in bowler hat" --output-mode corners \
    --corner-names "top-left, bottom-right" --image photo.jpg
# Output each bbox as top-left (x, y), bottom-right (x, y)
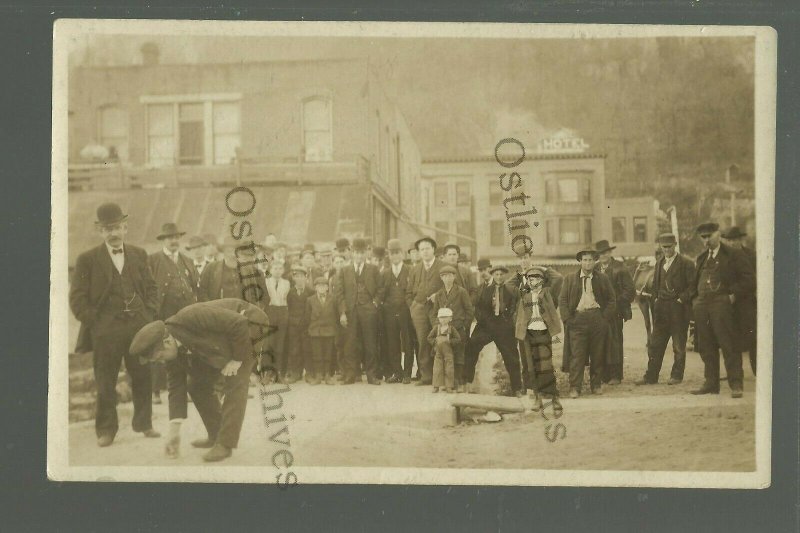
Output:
top-left (636, 233), bottom-right (696, 385)
top-left (69, 203), bottom-right (160, 447)
top-left (690, 222), bottom-right (755, 397)
top-left (334, 237), bottom-right (385, 384)
top-left (595, 239), bottom-right (635, 384)
top-left (380, 239), bottom-right (415, 383)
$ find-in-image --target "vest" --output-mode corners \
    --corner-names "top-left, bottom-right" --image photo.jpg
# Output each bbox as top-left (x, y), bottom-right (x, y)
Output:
top-left (355, 267), bottom-right (371, 305)
top-left (384, 270), bottom-right (406, 308)
top-left (697, 254), bottom-right (726, 299)
top-left (102, 266), bottom-right (143, 316)
top-left (657, 263), bottom-right (677, 300)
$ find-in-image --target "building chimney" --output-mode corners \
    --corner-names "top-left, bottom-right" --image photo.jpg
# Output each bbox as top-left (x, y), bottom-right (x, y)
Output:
top-left (140, 42), bottom-right (160, 66)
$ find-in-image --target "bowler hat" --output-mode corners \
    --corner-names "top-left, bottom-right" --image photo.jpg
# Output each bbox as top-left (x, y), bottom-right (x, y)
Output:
top-left (437, 307), bottom-right (453, 318)
top-left (335, 237), bottom-right (351, 251)
top-left (95, 202), bottom-right (128, 226)
top-left (414, 236), bottom-right (437, 251)
top-left (656, 232), bottom-right (677, 245)
top-left (594, 240), bottom-right (616, 254)
top-left (156, 222), bottom-right (186, 241)
top-left (575, 248), bottom-right (600, 262)
top-left (202, 233), bottom-right (219, 248)
top-left (372, 246), bottom-right (386, 259)
top-left (352, 238), bottom-right (368, 252)
top-left (291, 265), bottom-right (308, 275)
top-left (302, 243), bottom-right (316, 253)
top-left (129, 320), bottom-right (167, 364)
top-left (439, 265), bottom-right (458, 276)
top-left (721, 226), bottom-right (747, 239)
top-left (387, 238), bottom-right (403, 252)
top-left (696, 222), bottom-right (720, 234)
top-left (313, 276), bottom-right (328, 287)
top-left (185, 235), bottom-right (207, 250)
top-left (489, 265), bottom-right (509, 275)
top-left (442, 242), bottom-right (461, 255)
top-left (477, 258), bottom-right (492, 270)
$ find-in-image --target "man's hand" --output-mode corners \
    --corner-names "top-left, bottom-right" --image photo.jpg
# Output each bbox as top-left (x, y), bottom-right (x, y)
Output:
top-left (729, 294), bottom-right (736, 304)
top-left (340, 313), bottom-right (348, 327)
top-left (427, 294), bottom-right (436, 303)
top-left (221, 360), bottom-right (243, 376)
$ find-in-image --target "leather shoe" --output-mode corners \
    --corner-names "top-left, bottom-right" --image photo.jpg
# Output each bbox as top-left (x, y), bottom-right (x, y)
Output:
top-left (191, 438), bottom-right (216, 448)
top-left (367, 378), bottom-right (382, 385)
top-left (415, 380), bottom-right (432, 386)
top-left (97, 434), bottom-right (114, 447)
top-left (731, 387), bottom-right (743, 398)
top-left (342, 378), bottom-right (356, 385)
top-left (591, 385), bottom-right (603, 395)
top-left (402, 377), bottom-right (411, 384)
top-left (569, 388), bottom-right (579, 399)
top-left (202, 444), bottom-right (232, 462)
top-left (667, 377), bottom-right (682, 385)
top-left (607, 378), bottom-right (621, 386)
top-left (690, 384), bottom-right (720, 395)
top-left (634, 378), bottom-right (655, 386)
top-left (141, 429), bottom-right (161, 438)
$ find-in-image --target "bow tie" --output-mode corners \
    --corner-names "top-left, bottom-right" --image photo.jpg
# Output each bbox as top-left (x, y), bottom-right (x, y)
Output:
top-left (111, 248), bottom-right (123, 255)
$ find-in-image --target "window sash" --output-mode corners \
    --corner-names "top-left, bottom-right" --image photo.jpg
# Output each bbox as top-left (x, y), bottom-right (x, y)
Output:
top-left (612, 217), bottom-right (627, 243)
top-left (490, 220), bottom-right (505, 247)
top-left (633, 217), bottom-right (648, 242)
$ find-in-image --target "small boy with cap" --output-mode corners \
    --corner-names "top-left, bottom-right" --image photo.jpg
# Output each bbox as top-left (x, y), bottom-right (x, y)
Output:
top-left (428, 264), bottom-right (474, 392)
top-left (427, 307), bottom-right (461, 393)
top-left (286, 265), bottom-right (315, 384)
top-left (306, 277), bottom-right (339, 385)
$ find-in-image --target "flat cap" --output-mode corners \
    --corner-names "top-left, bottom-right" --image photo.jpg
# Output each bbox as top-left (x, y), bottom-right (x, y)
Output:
top-left (129, 321), bottom-right (166, 361)
top-left (313, 276), bottom-right (328, 286)
top-left (290, 265), bottom-right (308, 275)
top-left (657, 232), bottom-right (677, 245)
top-left (439, 265), bottom-right (458, 276)
top-left (696, 221), bottom-right (720, 234)
top-left (721, 226), bottom-right (747, 239)
top-left (437, 307), bottom-right (453, 318)
top-left (525, 266), bottom-right (547, 277)
top-left (490, 265), bottom-right (509, 274)
top-left (386, 238), bottom-right (403, 252)
top-left (185, 235), bottom-right (207, 250)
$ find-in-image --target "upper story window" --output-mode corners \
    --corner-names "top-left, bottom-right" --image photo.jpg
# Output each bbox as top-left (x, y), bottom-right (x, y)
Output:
top-left (455, 181), bottom-right (471, 207)
top-left (98, 106), bottom-right (129, 161)
top-left (545, 171), bottom-right (593, 203)
top-left (434, 182), bottom-right (449, 208)
top-left (612, 217), bottom-right (627, 242)
top-left (143, 94), bottom-right (241, 167)
top-left (303, 97), bottom-right (332, 162)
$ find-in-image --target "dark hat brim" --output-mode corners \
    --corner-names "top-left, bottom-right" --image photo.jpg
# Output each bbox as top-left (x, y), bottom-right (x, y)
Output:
top-left (414, 237), bottom-right (438, 250)
top-left (95, 214), bottom-right (129, 227)
top-left (157, 231), bottom-right (187, 240)
top-left (576, 249), bottom-right (600, 261)
top-left (489, 266), bottom-right (509, 274)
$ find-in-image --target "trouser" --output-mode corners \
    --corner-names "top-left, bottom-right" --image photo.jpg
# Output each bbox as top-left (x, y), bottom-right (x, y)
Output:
top-left (310, 337), bottom-right (335, 377)
top-left (644, 299), bottom-right (689, 382)
top-left (267, 305), bottom-right (288, 376)
top-left (92, 317), bottom-right (152, 438)
top-left (167, 352), bottom-right (255, 448)
top-left (464, 317), bottom-right (523, 393)
top-left (602, 316), bottom-right (624, 382)
top-left (286, 324), bottom-right (310, 380)
top-left (693, 295), bottom-right (743, 390)
top-left (383, 305), bottom-right (413, 378)
top-left (343, 303), bottom-right (380, 381)
top-left (733, 299), bottom-right (757, 376)
top-left (567, 309), bottom-right (607, 393)
top-left (151, 361), bottom-right (167, 394)
top-left (410, 301), bottom-right (435, 382)
top-left (452, 323), bottom-right (467, 386)
top-left (521, 330), bottom-right (558, 397)
top-left (332, 323), bottom-right (347, 375)
top-left (432, 336), bottom-right (455, 389)
top-left (376, 307), bottom-right (387, 378)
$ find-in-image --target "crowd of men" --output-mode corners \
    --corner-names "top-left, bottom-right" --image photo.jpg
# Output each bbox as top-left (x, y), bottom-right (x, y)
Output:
top-left (70, 202), bottom-right (758, 462)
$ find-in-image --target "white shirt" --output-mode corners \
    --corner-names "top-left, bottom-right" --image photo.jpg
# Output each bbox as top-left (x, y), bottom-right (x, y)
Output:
top-left (391, 263), bottom-right (403, 277)
top-left (267, 277), bottom-right (290, 306)
top-left (163, 247), bottom-right (179, 264)
top-left (354, 263), bottom-right (365, 276)
top-left (576, 271), bottom-right (600, 311)
top-left (662, 254), bottom-right (676, 272)
top-left (708, 245), bottom-right (720, 260)
top-left (527, 289), bottom-right (547, 331)
top-left (106, 243), bottom-right (125, 274)
top-left (422, 259), bottom-right (434, 271)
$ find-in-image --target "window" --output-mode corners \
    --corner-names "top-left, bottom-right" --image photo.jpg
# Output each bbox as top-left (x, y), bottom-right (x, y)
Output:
top-left (545, 180), bottom-right (558, 204)
top-left (557, 178), bottom-right (579, 203)
top-left (490, 220), bottom-right (505, 247)
top-left (213, 102), bottom-right (241, 164)
top-left (303, 97), bottom-right (332, 162)
top-left (98, 106), bottom-right (128, 161)
top-left (581, 178), bottom-right (592, 202)
top-left (583, 218), bottom-right (593, 244)
top-left (633, 216), bottom-right (648, 242)
top-left (456, 221), bottom-right (472, 248)
top-left (612, 217), bottom-right (627, 243)
top-left (147, 104), bottom-right (175, 167)
top-left (435, 221), bottom-right (449, 245)
top-left (559, 218), bottom-right (580, 245)
top-left (489, 181), bottom-right (503, 206)
top-left (434, 182), bottom-right (449, 208)
top-left (455, 182), bottom-right (471, 207)
top-left (145, 97), bottom-right (241, 167)
top-left (178, 103), bottom-right (204, 165)
top-left (546, 220), bottom-right (556, 245)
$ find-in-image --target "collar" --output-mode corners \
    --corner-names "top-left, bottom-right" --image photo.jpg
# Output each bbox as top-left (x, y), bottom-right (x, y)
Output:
top-left (709, 245), bottom-right (720, 258)
top-left (354, 262), bottom-right (364, 272)
top-left (106, 242), bottom-right (124, 256)
top-left (422, 259), bottom-right (434, 270)
top-left (163, 247), bottom-right (178, 258)
top-left (391, 262), bottom-right (403, 273)
top-left (580, 270), bottom-right (594, 279)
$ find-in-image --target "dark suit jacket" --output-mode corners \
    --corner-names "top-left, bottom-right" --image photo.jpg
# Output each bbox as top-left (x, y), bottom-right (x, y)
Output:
top-left (474, 280), bottom-right (517, 325)
top-left (306, 294), bottom-right (338, 337)
top-left (148, 250), bottom-right (199, 319)
top-left (514, 287), bottom-right (562, 340)
top-left (600, 258), bottom-right (635, 319)
top-left (165, 299), bottom-right (268, 369)
top-left (428, 285), bottom-right (475, 330)
top-left (69, 243), bottom-right (158, 353)
top-left (651, 253), bottom-right (696, 304)
top-left (691, 243), bottom-right (756, 302)
top-left (287, 285), bottom-right (315, 327)
top-left (198, 260), bottom-right (269, 309)
top-left (334, 263), bottom-right (384, 315)
top-left (405, 258), bottom-right (445, 308)
top-left (558, 269), bottom-right (617, 324)
top-left (380, 263), bottom-right (412, 310)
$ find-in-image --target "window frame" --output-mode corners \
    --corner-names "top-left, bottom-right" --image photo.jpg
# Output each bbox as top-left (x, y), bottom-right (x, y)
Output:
top-left (633, 216), bottom-right (648, 243)
top-left (96, 105), bottom-right (129, 161)
top-left (612, 216), bottom-right (627, 243)
top-left (301, 95), bottom-right (333, 163)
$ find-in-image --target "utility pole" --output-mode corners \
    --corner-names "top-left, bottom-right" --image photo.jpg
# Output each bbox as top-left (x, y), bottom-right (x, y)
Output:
top-left (723, 165), bottom-right (738, 227)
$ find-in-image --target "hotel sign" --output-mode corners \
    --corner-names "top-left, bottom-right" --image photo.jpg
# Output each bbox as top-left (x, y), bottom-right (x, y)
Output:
top-left (537, 131), bottom-right (589, 154)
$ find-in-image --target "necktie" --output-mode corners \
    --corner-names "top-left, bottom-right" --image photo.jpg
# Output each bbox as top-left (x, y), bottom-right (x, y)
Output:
top-left (196, 263), bottom-right (203, 274)
top-left (583, 276), bottom-right (588, 293)
top-left (112, 248), bottom-right (123, 255)
top-left (494, 284), bottom-right (500, 316)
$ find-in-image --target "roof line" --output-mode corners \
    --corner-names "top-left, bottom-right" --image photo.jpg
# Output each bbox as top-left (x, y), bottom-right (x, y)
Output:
top-left (422, 153), bottom-right (607, 164)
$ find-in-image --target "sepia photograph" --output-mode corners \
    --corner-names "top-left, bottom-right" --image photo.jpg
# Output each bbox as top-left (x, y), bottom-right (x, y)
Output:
top-left (48, 20), bottom-right (775, 487)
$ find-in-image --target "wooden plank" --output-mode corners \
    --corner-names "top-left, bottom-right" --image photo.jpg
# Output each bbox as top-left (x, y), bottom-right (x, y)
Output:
top-left (451, 394), bottom-right (525, 414)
